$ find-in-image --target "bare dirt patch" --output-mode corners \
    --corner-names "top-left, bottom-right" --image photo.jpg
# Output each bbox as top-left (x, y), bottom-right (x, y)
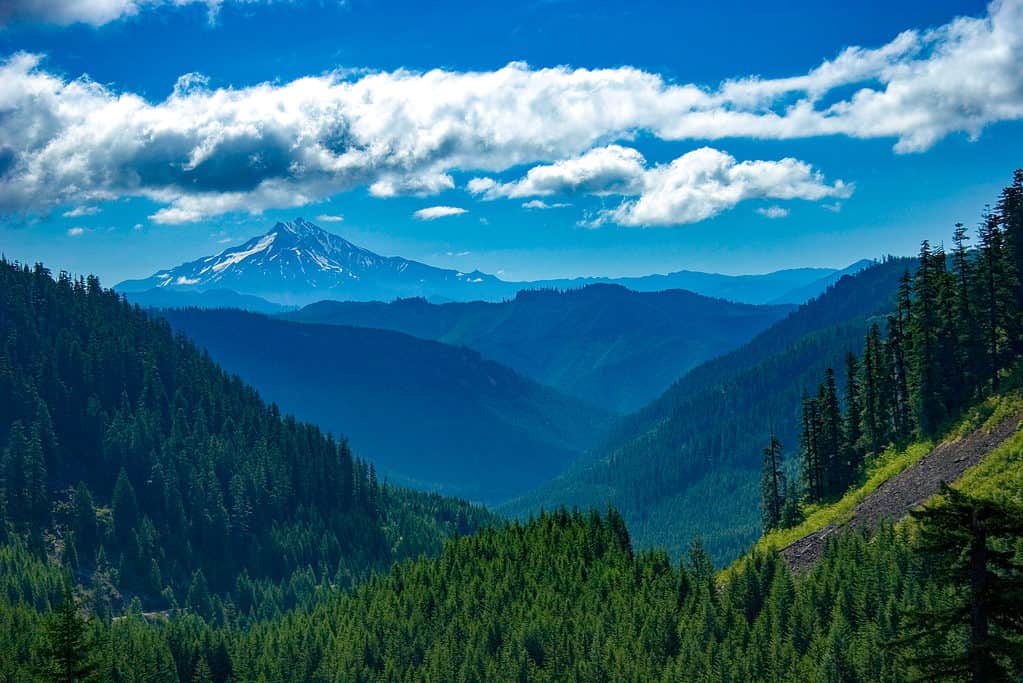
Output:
top-left (782, 411), bottom-right (1023, 572)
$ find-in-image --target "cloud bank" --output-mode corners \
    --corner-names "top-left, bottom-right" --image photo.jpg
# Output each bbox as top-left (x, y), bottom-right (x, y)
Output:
top-left (474, 146), bottom-right (849, 226)
top-left (0, 0), bottom-right (1020, 225)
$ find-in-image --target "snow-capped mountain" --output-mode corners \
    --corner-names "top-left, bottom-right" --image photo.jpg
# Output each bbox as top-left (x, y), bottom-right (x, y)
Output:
top-left (116, 218), bottom-right (505, 305)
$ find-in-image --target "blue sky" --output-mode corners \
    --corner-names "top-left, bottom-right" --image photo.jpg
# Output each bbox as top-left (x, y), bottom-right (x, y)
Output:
top-left (1, 0), bottom-right (1021, 284)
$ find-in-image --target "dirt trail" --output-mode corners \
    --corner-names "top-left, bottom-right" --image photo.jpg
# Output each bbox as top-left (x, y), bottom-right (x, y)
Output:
top-left (782, 411), bottom-right (1023, 572)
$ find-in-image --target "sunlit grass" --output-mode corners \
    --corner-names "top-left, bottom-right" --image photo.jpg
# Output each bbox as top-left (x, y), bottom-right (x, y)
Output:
top-left (721, 390), bottom-right (1023, 581)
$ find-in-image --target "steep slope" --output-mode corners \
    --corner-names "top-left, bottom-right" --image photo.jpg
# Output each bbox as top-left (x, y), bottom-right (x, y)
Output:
top-left (116, 218), bottom-right (504, 306)
top-left (286, 285), bottom-right (794, 412)
top-left (0, 260), bottom-right (493, 614)
top-left (500, 257), bottom-right (915, 562)
top-left (159, 308), bottom-right (614, 503)
top-left (766, 258), bottom-right (875, 304)
top-left (782, 402), bottom-right (1023, 571)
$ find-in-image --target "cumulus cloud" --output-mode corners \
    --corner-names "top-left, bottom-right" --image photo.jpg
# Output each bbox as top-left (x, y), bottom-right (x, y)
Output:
top-left (522, 200), bottom-right (571, 209)
top-left (471, 145), bottom-right (646, 199)
top-left (413, 206), bottom-right (467, 220)
top-left (488, 146), bottom-right (848, 226)
top-left (606, 148), bottom-right (849, 227)
top-left (0, 0), bottom-right (1021, 223)
top-left (67, 226), bottom-right (85, 236)
top-left (316, 213), bottom-right (344, 222)
top-left (62, 205), bottom-right (100, 217)
top-left (756, 206), bottom-right (790, 219)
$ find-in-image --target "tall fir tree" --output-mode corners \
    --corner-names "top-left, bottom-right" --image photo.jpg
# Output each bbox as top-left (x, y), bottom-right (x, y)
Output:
top-left (904, 485), bottom-right (1023, 682)
top-left (36, 585), bottom-right (100, 683)
top-left (759, 434), bottom-right (785, 531)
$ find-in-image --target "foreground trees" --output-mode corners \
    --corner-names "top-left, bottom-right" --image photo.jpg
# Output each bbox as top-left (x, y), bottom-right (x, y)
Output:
top-left (782, 170), bottom-right (1023, 516)
top-left (905, 486), bottom-right (1023, 682)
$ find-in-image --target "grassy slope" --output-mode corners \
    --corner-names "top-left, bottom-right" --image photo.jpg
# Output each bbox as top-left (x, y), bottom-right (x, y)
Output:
top-left (724, 386), bottom-right (1023, 580)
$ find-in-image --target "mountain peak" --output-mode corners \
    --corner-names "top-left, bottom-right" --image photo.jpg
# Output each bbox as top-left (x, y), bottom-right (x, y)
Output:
top-left (273, 217), bottom-right (324, 237)
top-left (115, 217), bottom-right (502, 305)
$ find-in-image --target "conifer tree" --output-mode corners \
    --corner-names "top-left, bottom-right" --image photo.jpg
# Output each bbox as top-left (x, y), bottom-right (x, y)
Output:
top-left (951, 223), bottom-right (980, 401)
top-left (817, 369), bottom-right (843, 496)
top-left (889, 272), bottom-right (914, 436)
top-left (799, 395), bottom-right (823, 503)
top-left (904, 485), bottom-right (1023, 682)
top-left (974, 211), bottom-right (1019, 392)
top-left (909, 241), bottom-right (945, 436)
top-left (37, 584), bottom-right (100, 683)
top-left (111, 468), bottom-right (138, 550)
top-left (859, 324), bottom-right (886, 454)
top-left (71, 483), bottom-right (97, 564)
top-left (996, 168), bottom-right (1023, 319)
top-left (759, 434), bottom-right (785, 531)
top-left (842, 352), bottom-right (864, 475)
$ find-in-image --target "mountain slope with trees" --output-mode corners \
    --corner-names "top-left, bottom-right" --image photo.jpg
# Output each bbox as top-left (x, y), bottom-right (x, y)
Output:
top-left (1, 171), bottom-right (1021, 683)
top-left (4, 486), bottom-right (1021, 682)
top-left (500, 255), bottom-right (915, 562)
top-left (285, 284), bottom-right (794, 412)
top-left (158, 308), bottom-right (614, 502)
top-left (0, 259), bottom-right (494, 619)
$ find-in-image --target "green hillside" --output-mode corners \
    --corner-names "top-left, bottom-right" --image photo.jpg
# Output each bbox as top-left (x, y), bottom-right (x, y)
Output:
top-left (0, 259), bottom-right (494, 619)
top-left (159, 308), bottom-right (614, 503)
top-left (500, 256), bottom-right (914, 562)
top-left (286, 284), bottom-right (793, 413)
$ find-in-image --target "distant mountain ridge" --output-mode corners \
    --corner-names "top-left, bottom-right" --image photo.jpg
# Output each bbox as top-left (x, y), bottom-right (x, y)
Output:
top-left (528, 260), bottom-right (874, 305)
top-left (499, 256), bottom-right (916, 562)
top-left (122, 287), bottom-right (294, 314)
top-left (286, 284), bottom-right (794, 413)
top-left (158, 308), bottom-right (614, 503)
top-left (116, 218), bottom-right (872, 306)
top-left (116, 218), bottom-right (504, 306)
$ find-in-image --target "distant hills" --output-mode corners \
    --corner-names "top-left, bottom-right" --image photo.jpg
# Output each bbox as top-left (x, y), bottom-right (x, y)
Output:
top-left (286, 285), bottom-right (793, 413)
top-left (116, 217), bottom-right (873, 307)
top-left (121, 287), bottom-right (294, 314)
top-left (159, 308), bottom-right (614, 503)
top-left (499, 256), bottom-right (916, 562)
top-left (525, 259), bottom-right (874, 306)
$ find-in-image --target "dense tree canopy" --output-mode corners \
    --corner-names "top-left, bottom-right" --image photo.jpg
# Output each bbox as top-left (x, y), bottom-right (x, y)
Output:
top-left (0, 259), bottom-right (492, 618)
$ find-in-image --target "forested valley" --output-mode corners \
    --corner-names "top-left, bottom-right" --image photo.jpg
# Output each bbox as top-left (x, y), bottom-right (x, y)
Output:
top-left (1, 171), bottom-right (1022, 681)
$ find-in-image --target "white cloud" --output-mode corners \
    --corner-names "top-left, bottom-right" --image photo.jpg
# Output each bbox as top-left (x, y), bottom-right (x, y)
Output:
top-left (756, 205), bottom-right (790, 219)
top-left (446, 250), bottom-right (471, 256)
top-left (0, 0), bottom-right (1020, 222)
top-left (316, 213), bottom-right (344, 222)
top-left (491, 146), bottom-right (848, 227)
top-left (66, 226), bottom-right (85, 236)
top-left (413, 206), bottom-right (467, 220)
top-left (471, 145), bottom-right (645, 199)
top-left (62, 205), bottom-right (100, 217)
top-left (132, 222), bottom-right (143, 230)
top-left (604, 148), bottom-right (850, 227)
top-left (1, 0), bottom-right (239, 27)
top-left (522, 200), bottom-right (571, 209)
